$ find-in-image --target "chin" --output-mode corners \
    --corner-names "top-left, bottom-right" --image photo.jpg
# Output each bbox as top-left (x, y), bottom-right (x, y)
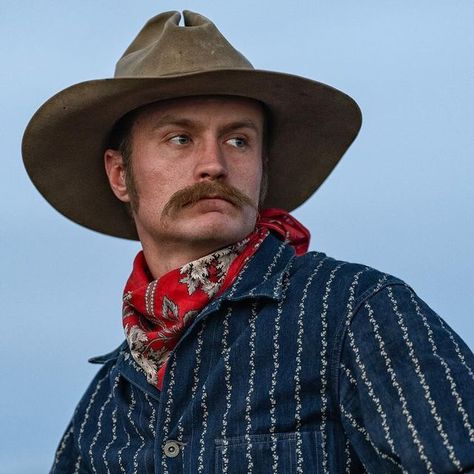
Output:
top-left (193, 222), bottom-right (248, 244)
top-left (183, 212), bottom-right (255, 246)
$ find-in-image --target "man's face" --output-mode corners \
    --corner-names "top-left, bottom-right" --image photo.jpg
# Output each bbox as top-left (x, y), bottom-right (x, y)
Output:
top-left (108, 96), bottom-right (264, 253)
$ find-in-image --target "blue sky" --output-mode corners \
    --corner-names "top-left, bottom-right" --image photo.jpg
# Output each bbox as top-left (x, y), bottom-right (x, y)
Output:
top-left (1, 1), bottom-right (473, 471)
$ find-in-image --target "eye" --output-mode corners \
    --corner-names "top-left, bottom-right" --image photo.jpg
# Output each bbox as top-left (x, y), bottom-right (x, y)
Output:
top-left (169, 134), bottom-right (190, 145)
top-left (226, 137), bottom-right (247, 149)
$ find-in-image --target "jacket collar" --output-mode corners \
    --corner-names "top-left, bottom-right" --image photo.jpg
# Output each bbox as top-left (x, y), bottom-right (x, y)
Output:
top-left (226, 233), bottom-right (295, 300)
top-left (89, 233), bottom-right (296, 399)
top-left (199, 233), bottom-right (295, 312)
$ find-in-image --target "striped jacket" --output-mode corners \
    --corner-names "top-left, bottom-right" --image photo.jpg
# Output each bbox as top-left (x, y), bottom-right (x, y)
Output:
top-left (51, 235), bottom-right (474, 473)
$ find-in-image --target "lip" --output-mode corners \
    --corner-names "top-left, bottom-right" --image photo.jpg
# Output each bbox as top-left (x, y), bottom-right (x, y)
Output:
top-left (198, 195), bottom-right (234, 205)
top-left (181, 195), bottom-right (236, 210)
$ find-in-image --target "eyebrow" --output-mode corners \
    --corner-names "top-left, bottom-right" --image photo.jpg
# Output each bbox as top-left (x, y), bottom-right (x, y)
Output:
top-left (150, 115), bottom-right (260, 135)
top-left (220, 120), bottom-right (260, 135)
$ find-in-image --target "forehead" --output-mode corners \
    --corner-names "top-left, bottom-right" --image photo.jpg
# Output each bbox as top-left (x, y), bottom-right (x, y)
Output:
top-left (132, 95), bottom-right (265, 128)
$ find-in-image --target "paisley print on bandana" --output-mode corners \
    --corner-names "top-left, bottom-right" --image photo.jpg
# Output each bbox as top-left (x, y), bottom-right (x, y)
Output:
top-left (122, 208), bottom-right (310, 389)
top-left (179, 241), bottom-right (248, 298)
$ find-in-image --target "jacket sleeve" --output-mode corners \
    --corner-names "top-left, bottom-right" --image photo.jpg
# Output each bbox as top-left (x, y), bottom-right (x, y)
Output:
top-left (338, 283), bottom-right (474, 473)
top-left (50, 420), bottom-right (88, 474)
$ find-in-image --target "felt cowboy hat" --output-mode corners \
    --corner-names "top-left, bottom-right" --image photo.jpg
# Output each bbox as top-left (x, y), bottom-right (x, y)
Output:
top-left (22, 10), bottom-right (361, 240)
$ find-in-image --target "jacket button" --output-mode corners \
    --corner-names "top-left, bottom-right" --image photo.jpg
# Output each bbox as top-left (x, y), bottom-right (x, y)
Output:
top-left (163, 440), bottom-right (180, 458)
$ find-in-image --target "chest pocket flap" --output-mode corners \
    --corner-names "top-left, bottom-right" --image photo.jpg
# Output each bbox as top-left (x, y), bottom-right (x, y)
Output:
top-left (215, 431), bottom-right (322, 474)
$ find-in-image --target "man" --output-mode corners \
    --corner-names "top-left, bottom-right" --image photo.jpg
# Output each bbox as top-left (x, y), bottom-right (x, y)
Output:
top-left (22, 10), bottom-right (474, 473)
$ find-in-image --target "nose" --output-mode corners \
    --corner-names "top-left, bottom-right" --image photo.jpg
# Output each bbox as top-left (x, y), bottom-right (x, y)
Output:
top-left (193, 139), bottom-right (228, 182)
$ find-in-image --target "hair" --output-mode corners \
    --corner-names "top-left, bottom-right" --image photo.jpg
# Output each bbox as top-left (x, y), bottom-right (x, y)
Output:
top-left (106, 98), bottom-right (271, 214)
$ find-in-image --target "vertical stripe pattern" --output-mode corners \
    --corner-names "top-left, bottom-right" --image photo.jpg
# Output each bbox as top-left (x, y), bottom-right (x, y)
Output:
top-left (53, 424), bottom-right (74, 469)
top-left (387, 286), bottom-right (462, 470)
top-left (102, 406), bottom-right (118, 474)
top-left (197, 385), bottom-right (209, 473)
top-left (220, 306), bottom-right (234, 474)
top-left (410, 291), bottom-right (474, 443)
top-left (244, 240), bottom-right (286, 473)
top-left (345, 272), bottom-right (399, 460)
top-left (437, 313), bottom-right (474, 383)
top-left (269, 267), bottom-right (293, 472)
top-left (219, 259), bottom-right (249, 472)
top-left (365, 298), bottom-right (433, 472)
top-left (340, 405), bottom-right (406, 472)
top-left (160, 355), bottom-right (178, 474)
top-left (77, 373), bottom-right (109, 453)
top-left (244, 301), bottom-right (258, 474)
top-left (88, 375), bottom-right (120, 473)
top-left (319, 263), bottom-right (344, 473)
top-left (294, 256), bottom-right (327, 473)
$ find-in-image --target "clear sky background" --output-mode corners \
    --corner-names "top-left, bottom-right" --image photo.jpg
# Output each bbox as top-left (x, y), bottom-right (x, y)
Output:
top-left (1, 1), bottom-right (473, 472)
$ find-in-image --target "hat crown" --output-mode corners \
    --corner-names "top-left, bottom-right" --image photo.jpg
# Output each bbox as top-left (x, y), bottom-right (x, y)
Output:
top-left (115, 10), bottom-right (253, 78)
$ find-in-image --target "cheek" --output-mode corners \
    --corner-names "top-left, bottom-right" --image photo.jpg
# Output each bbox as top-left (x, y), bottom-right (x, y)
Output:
top-left (242, 163), bottom-right (263, 199)
top-left (233, 153), bottom-right (262, 183)
top-left (133, 158), bottom-right (169, 191)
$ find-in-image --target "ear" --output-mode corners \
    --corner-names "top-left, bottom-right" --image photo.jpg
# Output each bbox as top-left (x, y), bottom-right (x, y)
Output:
top-left (104, 149), bottom-right (131, 203)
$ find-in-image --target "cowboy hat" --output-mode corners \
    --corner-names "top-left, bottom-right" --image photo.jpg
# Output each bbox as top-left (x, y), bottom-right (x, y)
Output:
top-left (22, 10), bottom-right (361, 240)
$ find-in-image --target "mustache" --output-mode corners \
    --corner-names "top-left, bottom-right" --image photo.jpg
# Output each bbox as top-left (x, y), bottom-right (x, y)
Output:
top-left (162, 181), bottom-right (257, 217)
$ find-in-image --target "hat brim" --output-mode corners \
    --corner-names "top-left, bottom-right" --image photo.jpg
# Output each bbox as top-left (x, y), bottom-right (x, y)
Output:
top-left (22, 69), bottom-right (361, 240)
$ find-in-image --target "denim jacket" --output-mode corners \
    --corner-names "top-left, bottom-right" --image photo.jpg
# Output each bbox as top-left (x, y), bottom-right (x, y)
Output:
top-left (51, 235), bottom-right (474, 473)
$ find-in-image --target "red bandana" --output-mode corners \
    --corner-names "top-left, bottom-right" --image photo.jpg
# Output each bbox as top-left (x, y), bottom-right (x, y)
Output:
top-left (122, 208), bottom-right (310, 389)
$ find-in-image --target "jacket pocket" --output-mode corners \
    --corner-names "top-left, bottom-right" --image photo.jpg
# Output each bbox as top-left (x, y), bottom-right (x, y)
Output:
top-left (215, 431), bottom-right (321, 474)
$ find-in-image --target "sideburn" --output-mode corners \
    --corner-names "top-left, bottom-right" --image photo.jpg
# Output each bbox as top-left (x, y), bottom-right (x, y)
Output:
top-left (124, 162), bottom-right (140, 214)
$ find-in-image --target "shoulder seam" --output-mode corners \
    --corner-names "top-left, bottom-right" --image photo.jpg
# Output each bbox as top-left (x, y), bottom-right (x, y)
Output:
top-left (352, 279), bottom-right (410, 319)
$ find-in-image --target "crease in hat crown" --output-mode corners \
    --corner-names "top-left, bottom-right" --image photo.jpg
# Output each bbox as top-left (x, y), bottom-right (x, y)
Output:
top-left (115, 10), bottom-right (253, 78)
